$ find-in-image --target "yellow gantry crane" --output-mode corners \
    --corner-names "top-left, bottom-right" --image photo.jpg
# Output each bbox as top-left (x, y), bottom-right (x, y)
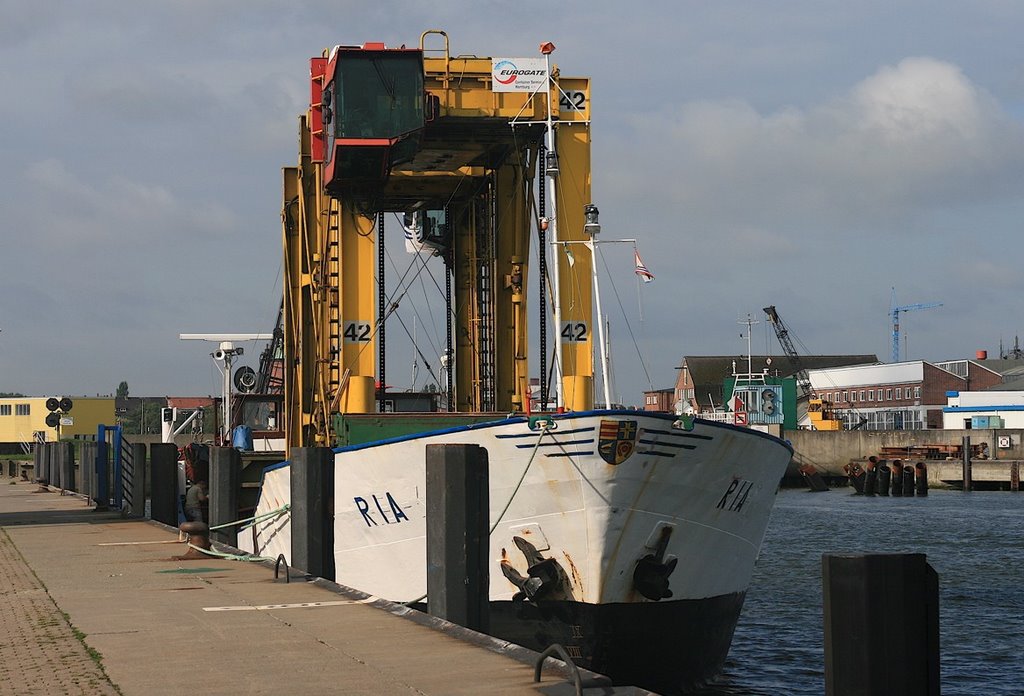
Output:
top-left (282, 31), bottom-right (594, 452)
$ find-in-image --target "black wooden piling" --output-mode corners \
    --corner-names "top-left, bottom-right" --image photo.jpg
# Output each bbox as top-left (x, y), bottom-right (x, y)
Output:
top-left (962, 436), bottom-right (972, 492)
top-left (209, 447), bottom-right (240, 546)
top-left (79, 441), bottom-right (95, 503)
top-left (843, 463), bottom-right (864, 494)
top-left (823, 553), bottom-right (940, 696)
top-left (902, 463), bottom-right (915, 497)
top-left (290, 447), bottom-right (335, 581)
top-left (863, 457), bottom-right (877, 497)
top-left (129, 442), bottom-right (147, 518)
top-left (33, 443), bottom-right (44, 484)
top-left (425, 443), bottom-right (490, 634)
top-left (48, 443), bottom-right (60, 487)
top-left (1011, 462), bottom-right (1020, 492)
top-left (890, 460), bottom-right (904, 497)
top-left (150, 443), bottom-right (179, 526)
top-left (59, 442), bottom-right (75, 492)
top-left (915, 462), bottom-right (928, 496)
top-left (877, 461), bottom-right (891, 496)
top-left (804, 464), bottom-right (830, 492)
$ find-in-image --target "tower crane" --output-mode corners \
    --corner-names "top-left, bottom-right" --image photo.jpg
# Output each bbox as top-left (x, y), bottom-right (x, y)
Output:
top-left (891, 288), bottom-right (942, 362)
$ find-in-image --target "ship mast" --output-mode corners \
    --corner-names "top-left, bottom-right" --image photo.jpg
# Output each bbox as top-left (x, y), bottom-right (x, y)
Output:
top-left (542, 43), bottom-right (565, 410)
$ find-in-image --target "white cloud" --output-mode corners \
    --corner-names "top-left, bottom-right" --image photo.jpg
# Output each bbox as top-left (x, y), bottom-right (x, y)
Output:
top-left (23, 158), bottom-right (240, 246)
top-left (609, 57), bottom-right (1024, 234)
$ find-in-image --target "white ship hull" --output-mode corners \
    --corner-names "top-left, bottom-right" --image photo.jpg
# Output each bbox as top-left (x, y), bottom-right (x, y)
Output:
top-left (241, 410), bottom-right (792, 691)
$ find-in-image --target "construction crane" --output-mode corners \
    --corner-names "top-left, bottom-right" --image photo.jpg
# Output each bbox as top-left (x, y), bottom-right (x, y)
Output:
top-left (764, 305), bottom-right (869, 430)
top-left (763, 305), bottom-right (810, 397)
top-left (891, 288), bottom-right (942, 362)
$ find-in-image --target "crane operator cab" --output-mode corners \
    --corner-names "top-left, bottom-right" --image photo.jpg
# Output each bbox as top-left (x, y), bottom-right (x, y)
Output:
top-left (318, 43), bottom-right (426, 195)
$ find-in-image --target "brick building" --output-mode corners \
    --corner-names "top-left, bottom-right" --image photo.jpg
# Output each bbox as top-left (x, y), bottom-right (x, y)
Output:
top-left (807, 360), bottom-right (1003, 430)
top-left (642, 388), bottom-right (674, 412)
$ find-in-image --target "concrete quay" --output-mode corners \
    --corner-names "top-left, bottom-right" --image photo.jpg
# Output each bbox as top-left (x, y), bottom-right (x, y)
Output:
top-left (0, 479), bottom-right (647, 695)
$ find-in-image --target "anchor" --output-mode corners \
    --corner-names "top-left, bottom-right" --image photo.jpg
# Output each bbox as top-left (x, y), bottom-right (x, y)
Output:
top-left (500, 536), bottom-right (568, 602)
top-left (633, 526), bottom-right (677, 601)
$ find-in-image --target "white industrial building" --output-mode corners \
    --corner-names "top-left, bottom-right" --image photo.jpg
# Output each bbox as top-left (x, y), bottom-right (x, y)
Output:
top-left (942, 391), bottom-right (1024, 429)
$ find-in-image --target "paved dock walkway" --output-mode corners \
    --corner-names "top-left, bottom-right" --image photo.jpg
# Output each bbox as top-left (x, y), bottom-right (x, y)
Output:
top-left (0, 479), bottom-right (644, 695)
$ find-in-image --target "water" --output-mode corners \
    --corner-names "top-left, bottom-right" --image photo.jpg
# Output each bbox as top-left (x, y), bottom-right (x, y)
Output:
top-left (695, 489), bottom-right (1024, 695)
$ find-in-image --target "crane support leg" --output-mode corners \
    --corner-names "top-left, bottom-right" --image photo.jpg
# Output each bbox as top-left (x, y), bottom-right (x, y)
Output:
top-left (554, 98), bottom-right (593, 411)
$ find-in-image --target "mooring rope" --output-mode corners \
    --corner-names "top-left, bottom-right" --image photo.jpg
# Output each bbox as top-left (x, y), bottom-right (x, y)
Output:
top-left (489, 423), bottom-right (550, 534)
top-left (184, 542), bottom-right (278, 563)
top-left (402, 422), bottom-right (552, 607)
top-left (207, 503), bottom-right (291, 532)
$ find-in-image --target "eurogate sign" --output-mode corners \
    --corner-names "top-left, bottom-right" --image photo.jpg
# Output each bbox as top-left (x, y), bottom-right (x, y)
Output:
top-left (491, 57), bottom-right (547, 92)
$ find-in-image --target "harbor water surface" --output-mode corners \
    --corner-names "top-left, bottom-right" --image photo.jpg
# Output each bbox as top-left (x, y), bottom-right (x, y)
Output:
top-left (696, 488), bottom-right (1024, 695)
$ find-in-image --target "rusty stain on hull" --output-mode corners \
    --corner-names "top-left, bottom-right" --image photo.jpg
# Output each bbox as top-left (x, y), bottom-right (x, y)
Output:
top-left (562, 550), bottom-right (584, 597)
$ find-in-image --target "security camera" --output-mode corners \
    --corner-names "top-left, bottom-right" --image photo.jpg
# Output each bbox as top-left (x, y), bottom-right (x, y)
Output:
top-left (213, 349), bottom-right (227, 361)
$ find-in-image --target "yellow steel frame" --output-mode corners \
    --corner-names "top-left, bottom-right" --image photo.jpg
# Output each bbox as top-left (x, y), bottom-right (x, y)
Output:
top-left (284, 35), bottom-right (593, 452)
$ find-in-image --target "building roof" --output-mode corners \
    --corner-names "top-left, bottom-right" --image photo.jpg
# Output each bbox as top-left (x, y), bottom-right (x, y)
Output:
top-left (974, 358), bottom-right (1024, 378)
top-left (680, 355), bottom-right (878, 386)
top-left (987, 374), bottom-right (1024, 391)
top-left (166, 397), bottom-right (215, 409)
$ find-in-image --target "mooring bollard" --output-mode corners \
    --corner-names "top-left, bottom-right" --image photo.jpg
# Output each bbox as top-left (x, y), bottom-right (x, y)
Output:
top-left (823, 553), bottom-right (940, 696)
top-left (876, 461), bottom-right (891, 496)
top-left (426, 443), bottom-right (490, 634)
top-left (176, 520), bottom-right (212, 560)
top-left (915, 462), bottom-right (928, 496)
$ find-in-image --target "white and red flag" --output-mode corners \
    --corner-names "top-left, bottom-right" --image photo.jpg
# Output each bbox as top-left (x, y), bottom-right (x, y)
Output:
top-left (634, 250), bottom-right (655, 283)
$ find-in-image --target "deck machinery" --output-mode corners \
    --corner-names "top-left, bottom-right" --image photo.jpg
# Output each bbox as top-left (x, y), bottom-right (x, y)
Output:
top-left (283, 32), bottom-right (594, 453)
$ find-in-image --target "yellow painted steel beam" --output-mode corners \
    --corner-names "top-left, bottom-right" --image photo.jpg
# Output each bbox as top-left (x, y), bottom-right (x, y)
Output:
top-left (282, 163), bottom-right (305, 454)
top-left (494, 152), bottom-right (535, 412)
top-left (553, 77), bottom-right (593, 412)
top-left (337, 203), bottom-right (377, 414)
top-left (452, 198), bottom-right (481, 412)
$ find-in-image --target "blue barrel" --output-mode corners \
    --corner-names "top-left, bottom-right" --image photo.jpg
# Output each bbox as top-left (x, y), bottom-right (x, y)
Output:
top-left (232, 425), bottom-right (253, 451)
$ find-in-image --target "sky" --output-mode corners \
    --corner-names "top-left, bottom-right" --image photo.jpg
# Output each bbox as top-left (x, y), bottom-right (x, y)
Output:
top-left (2, 1), bottom-right (1024, 405)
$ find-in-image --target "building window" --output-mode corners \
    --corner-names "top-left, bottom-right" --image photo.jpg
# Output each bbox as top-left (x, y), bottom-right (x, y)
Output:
top-left (868, 390), bottom-right (874, 401)
top-left (0, 404), bottom-right (10, 416)
top-left (896, 387), bottom-right (902, 399)
top-left (851, 392), bottom-right (857, 403)
top-left (886, 389), bottom-right (893, 400)
top-left (15, 404), bottom-right (30, 416)
top-left (914, 386), bottom-right (921, 398)
top-left (841, 391), bottom-right (847, 402)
